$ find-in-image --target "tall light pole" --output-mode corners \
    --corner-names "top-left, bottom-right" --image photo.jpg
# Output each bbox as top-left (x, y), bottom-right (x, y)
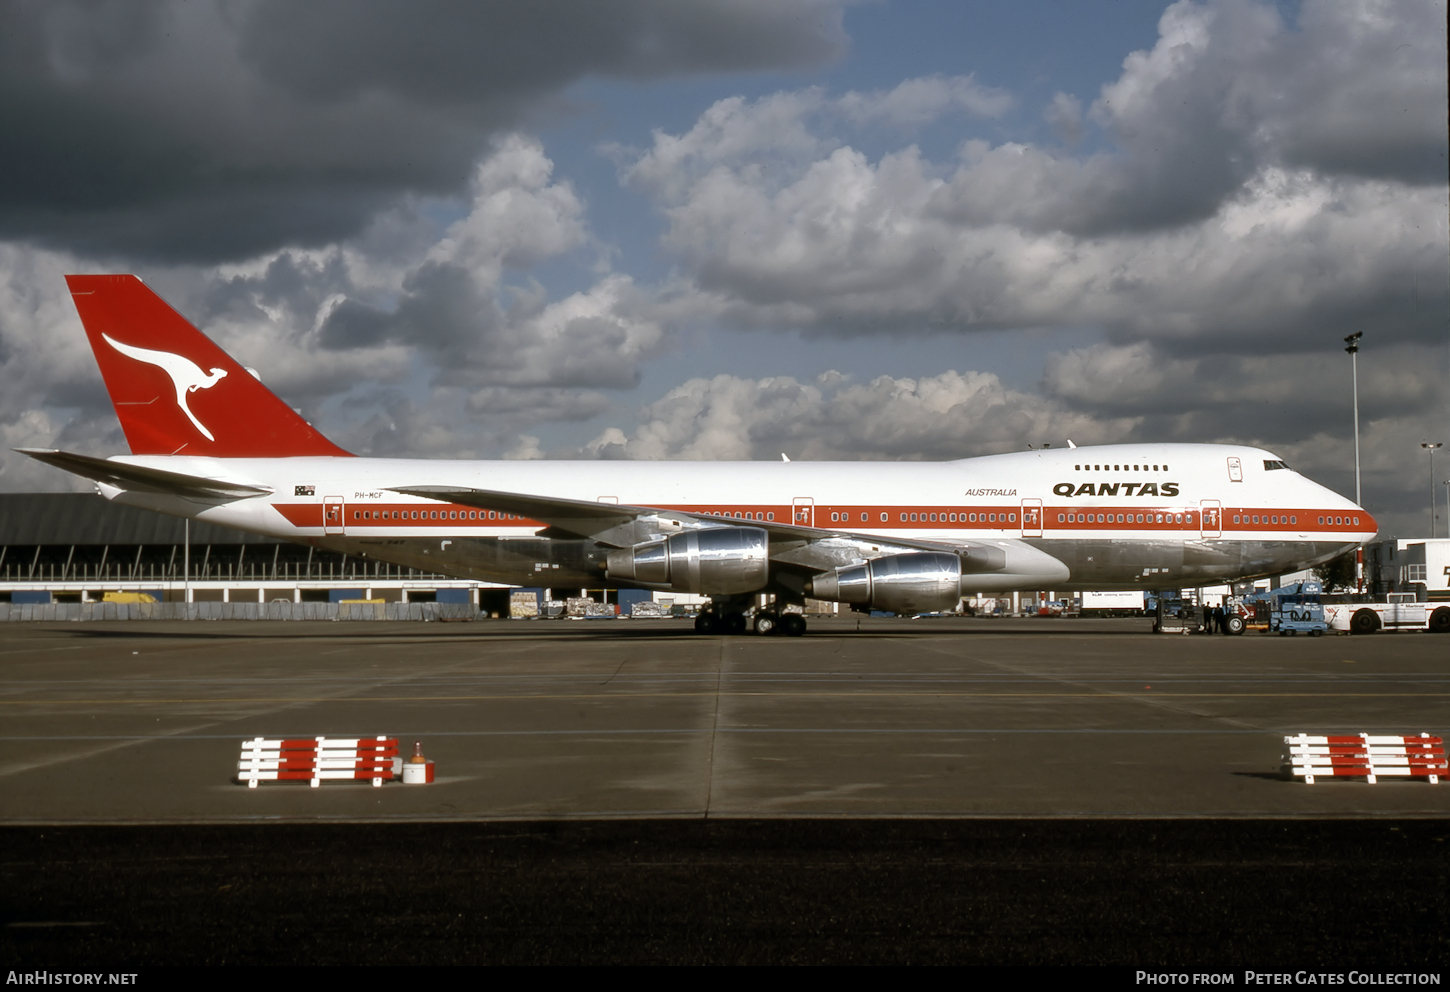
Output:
top-left (1424, 443), bottom-right (1443, 538)
top-left (1345, 333), bottom-right (1362, 506)
top-left (1345, 332), bottom-right (1363, 592)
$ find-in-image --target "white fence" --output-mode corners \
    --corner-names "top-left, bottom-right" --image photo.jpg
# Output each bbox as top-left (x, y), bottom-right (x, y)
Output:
top-left (0, 601), bottom-right (480, 621)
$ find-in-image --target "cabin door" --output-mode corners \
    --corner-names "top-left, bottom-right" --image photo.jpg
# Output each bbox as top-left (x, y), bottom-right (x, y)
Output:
top-left (792, 497), bottom-right (814, 528)
top-left (1200, 500), bottom-right (1221, 539)
top-left (324, 497), bottom-right (345, 536)
top-left (1020, 498), bottom-right (1043, 538)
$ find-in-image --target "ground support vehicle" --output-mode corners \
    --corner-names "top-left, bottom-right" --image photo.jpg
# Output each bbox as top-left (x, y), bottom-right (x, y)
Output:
top-left (1221, 582), bottom-right (1327, 636)
top-left (1324, 594), bottom-right (1450, 635)
top-left (1263, 580), bottom-right (1327, 636)
top-left (1151, 592), bottom-right (1199, 634)
top-left (1220, 593), bottom-right (1273, 634)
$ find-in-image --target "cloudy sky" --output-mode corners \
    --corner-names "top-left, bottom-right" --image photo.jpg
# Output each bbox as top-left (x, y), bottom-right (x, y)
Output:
top-left (1, 0), bottom-right (1446, 537)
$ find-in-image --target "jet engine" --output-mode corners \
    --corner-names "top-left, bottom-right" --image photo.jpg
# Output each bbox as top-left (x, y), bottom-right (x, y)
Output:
top-left (605, 526), bottom-right (769, 595)
top-left (805, 552), bottom-right (963, 615)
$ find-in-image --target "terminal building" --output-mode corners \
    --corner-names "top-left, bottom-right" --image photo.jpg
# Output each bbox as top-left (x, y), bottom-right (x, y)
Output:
top-left (0, 492), bottom-right (519, 613)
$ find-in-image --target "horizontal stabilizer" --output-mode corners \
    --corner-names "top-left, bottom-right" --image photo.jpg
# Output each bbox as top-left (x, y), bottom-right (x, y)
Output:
top-left (15, 448), bottom-right (273, 500)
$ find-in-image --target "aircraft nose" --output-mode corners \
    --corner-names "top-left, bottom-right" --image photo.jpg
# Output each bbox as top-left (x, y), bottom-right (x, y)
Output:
top-left (1305, 477), bottom-right (1376, 540)
top-left (1357, 509), bottom-right (1378, 538)
top-left (1336, 493), bottom-right (1376, 540)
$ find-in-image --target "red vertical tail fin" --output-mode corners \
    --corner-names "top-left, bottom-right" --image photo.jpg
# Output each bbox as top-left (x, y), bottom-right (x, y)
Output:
top-left (66, 274), bottom-right (350, 457)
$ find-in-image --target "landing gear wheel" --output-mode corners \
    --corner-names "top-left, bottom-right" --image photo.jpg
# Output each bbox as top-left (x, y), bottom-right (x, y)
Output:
top-left (753, 613), bottom-right (778, 636)
top-left (1350, 609), bottom-right (1380, 635)
top-left (780, 613), bottom-right (807, 637)
top-left (694, 614), bottom-right (719, 635)
top-left (1224, 615), bottom-right (1245, 636)
top-left (1429, 607), bottom-right (1450, 634)
top-left (722, 612), bottom-right (748, 635)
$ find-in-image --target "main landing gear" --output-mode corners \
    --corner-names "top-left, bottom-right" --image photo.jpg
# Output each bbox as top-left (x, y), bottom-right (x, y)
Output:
top-left (693, 601), bottom-right (807, 636)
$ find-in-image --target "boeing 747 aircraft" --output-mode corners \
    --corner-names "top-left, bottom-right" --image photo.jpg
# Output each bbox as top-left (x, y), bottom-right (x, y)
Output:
top-left (20, 275), bottom-right (1375, 635)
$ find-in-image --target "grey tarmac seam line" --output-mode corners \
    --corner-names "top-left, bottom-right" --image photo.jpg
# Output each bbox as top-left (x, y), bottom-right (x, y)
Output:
top-left (0, 635), bottom-right (574, 780)
top-left (912, 636), bottom-right (1284, 737)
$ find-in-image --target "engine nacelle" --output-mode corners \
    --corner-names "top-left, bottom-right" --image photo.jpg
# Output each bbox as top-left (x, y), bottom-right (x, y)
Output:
top-left (805, 552), bottom-right (962, 615)
top-left (605, 526), bottom-right (769, 595)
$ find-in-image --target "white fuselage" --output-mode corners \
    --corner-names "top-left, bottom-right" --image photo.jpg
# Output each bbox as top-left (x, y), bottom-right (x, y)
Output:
top-left (100, 442), bottom-right (1373, 592)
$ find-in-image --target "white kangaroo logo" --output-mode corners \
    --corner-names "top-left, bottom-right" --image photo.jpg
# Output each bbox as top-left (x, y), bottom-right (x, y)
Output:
top-left (103, 333), bottom-right (228, 441)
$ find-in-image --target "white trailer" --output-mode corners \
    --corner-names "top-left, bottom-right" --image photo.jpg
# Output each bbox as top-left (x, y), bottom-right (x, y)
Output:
top-left (1324, 594), bottom-right (1450, 634)
top-left (1080, 590), bottom-right (1147, 617)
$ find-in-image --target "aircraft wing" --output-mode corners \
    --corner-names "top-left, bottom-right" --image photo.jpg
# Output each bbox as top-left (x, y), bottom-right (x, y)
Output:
top-left (16, 448), bottom-right (273, 501)
top-left (388, 484), bottom-right (1009, 574)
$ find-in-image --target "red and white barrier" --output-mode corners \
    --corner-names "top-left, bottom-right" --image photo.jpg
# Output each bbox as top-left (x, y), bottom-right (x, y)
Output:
top-left (239, 736), bottom-right (399, 788)
top-left (1285, 733), bottom-right (1446, 784)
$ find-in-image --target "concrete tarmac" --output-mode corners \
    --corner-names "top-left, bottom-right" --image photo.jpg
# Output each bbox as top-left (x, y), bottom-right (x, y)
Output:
top-left (2, 617), bottom-right (1446, 822)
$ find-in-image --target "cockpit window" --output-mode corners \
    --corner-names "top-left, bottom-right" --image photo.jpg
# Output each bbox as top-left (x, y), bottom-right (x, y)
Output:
top-left (1263, 460), bottom-right (1289, 471)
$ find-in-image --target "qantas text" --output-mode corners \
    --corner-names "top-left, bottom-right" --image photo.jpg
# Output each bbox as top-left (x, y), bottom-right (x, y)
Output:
top-left (1054, 482), bottom-right (1180, 498)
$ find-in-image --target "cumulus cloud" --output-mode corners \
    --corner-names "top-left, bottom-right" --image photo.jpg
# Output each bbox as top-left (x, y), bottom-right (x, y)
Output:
top-left (0, 410), bottom-right (95, 492)
top-left (210, 137), bottom-right (668, 401)
top-left (612, 1), bottom-right (1445, 364)
top-left (1043, 92), bottom-right (1083, 146)
top-left (0, 0), bottom-right (848, 261)
top-left (647, 141), bottom-right (1444, 351)
top-left (0, 137), bottom-right (666, 481)
top-left (836, 74), bottom-right (1013, 127)
top-left (580, 370), bottom-right (1137, 462)
top-left (617, 74), bottom-right (1011, 201)
top-left (1043, 341), bottom-right (1446, 426)
top-left (301, 137), bottom-right (667, 395)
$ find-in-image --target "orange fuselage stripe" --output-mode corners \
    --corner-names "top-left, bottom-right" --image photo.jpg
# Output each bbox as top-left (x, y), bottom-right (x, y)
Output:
top-left (270, 502), bottom-right (1368, 536)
